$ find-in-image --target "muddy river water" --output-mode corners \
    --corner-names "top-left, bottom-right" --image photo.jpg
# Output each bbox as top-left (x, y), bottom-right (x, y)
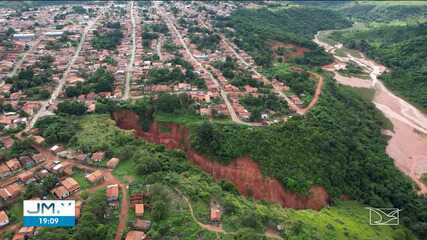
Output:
top-left (314, 32), bottom-right (427, 193)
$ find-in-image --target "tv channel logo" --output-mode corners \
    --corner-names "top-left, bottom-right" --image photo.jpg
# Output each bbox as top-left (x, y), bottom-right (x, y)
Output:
top-left (366, 207), bottom-right (401, 225)
top-left (23, 200), bottom-right (75, 227)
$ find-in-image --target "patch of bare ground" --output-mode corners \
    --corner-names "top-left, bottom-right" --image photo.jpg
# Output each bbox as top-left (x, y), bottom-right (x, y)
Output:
top-left (269, 41), bottom-right (310, 61)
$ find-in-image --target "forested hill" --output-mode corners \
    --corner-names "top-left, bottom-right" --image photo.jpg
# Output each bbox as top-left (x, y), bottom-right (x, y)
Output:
top-left (339, 3), bottom-right (427, 22)
top-left (218, 7), bottom-right (351, 66)
top-left (331, 23), bottom-right (427, 111)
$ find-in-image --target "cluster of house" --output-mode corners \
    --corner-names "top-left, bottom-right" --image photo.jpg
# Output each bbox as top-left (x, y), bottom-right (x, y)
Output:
top-left (124, 192), bottom-right (150, 240)
top-left (0, 139), bottom-right (124, 238)
top-left (0, 6), bottom-right (63, 80)
top-left (0, 5), bottom-right (101, 136)
top-left (62, 5), bottom-right (132, 101)
top-left (129, 4), bottom-right (144, 98)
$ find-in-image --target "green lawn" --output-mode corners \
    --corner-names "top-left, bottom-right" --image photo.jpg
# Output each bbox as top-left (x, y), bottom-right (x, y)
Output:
top-left (72, 169), bottom-right (91, 190)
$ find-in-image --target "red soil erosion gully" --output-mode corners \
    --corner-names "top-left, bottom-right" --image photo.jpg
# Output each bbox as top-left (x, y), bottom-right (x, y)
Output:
top-left (112, 110), bottom-right (329, 210)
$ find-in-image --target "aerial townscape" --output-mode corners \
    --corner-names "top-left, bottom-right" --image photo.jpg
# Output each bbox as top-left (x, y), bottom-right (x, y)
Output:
top-left (0, 1), bottom-right (426, 240)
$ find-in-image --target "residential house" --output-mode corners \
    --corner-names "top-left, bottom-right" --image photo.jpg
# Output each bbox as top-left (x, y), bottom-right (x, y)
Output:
top-left (0, 210), bottom-right (9, 228)
top-left (210, 206), bottom-right (221, 222)
top-left (19, 156), bottom-right (35, 168)
top-left (1, 137), bottom-right (14, 149)
top-left (32, 135), bottom-right (45, 145)
top-left (31, 153), bottom-right (46, 163)
top-left (125, 231), bottom-right (146, 240)
top-left (50, 145), bottom-right (64, 154)
top-left (85, 170), bottom-right (104, 184)
top-left (61, 177), bottom-right (80, 193)
top-left (51, 186), bottom-right (70, 199)
top-left (133, 219), bottom-right (151, 231)
top-left (106, 184), bottom-right (119, 202)
top-left (91, 151), bottom-right (105, 162)
top-left (135, 204), bottom-right (144, 217)
top-left (6, 158), bottom-right (21, 172)
top-left (74, 153), bottom-right (88, 162)
top-left (75, 201), bottom-right (82, 219)
top-left (13, 226), bottom-right (35, 240)
top-left (0, 182), bottom-right (23, 201)
top-left (106, 157), bottom-right (120, 169)
top-left (17, 171), bottom-right (35, 184)
top-left (0, 164), bottom-right (11, 178)
top-left (51, 163), bottom-right (64, 174)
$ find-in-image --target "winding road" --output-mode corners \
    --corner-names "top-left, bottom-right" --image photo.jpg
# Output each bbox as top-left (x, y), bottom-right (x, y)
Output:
top-left (174, 188), bottom-right (283, 240)
top-left (201, 16), bottom-right (323, 116)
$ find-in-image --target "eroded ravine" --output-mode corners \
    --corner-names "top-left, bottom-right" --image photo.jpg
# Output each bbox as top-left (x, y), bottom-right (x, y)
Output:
top-left (112, 110), bottom-right (330, 210)
top-left (314, 32), bottom-right (427, 193)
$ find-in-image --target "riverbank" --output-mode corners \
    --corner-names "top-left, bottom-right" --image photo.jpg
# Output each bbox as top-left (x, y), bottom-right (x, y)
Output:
top-left (314, 32), bottom-right (427, 193)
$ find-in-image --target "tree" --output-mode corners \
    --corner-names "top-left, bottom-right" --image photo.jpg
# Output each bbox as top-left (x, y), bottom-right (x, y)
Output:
top-left (56, 100), bottom-right (87, 115)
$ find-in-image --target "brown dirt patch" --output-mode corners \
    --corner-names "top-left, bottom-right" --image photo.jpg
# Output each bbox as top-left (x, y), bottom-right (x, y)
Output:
top-left (269, 41), bottom-right (310, 61)
top-left (112, 110), bottom-right (330, 210)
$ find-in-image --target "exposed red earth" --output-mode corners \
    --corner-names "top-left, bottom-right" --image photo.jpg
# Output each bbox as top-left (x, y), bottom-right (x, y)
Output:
top-left (112, 110), bottom-right (330, 210)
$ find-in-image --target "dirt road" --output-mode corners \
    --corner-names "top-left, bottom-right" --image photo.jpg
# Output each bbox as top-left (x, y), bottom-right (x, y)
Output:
top-left (27, 8), bottom-right (106, 131)
top-left (8, 37), bottom-right (44, 78)
top-left (156, 4), bottom-right (260, 127)
top-left (174, 188), bottom-right (283, 239)
top-left (114, 181), bottom-right (129, 240)
top-left (314, 31), bottom-right (427, 193)
top-left (123, 1), bottom-right (136, 100)
top-left (214, 20), bottom-right (323, 116)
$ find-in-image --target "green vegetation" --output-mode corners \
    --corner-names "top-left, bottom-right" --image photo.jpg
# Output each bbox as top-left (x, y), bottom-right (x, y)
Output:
top-left (23, 175), bottom-right (59, 199)
top-left (421, 174), bottom-right (427, 186)
top-left (33, 189), bottom-right (118, 240)
top-left (191, 77), bottom-right (427, 238)
top-left (63, 113), bottom-right (413, 240)
top-left (339, 2), bottom-right (427, 23)
top-left (45, 34), bottom-right (78, 50)
top-left (65, 67), bottom-right (115, 97)
top-left (92, 22), bottom-right (124, 50)
top-left (189, 31), bottom-right (221, 51)
top-left (71, 114), bottom-right (134, 153)
top-left (56, 100), bottom-right (88, 116)
top-left (219, 7), bottom-right (351, 66)
top-left (146, 57), bottom-right (205, 89)
top-left (331, 23), bottom-right (427, 110)
top-left (337, 61), bottom-right (369, 79)
top-left (267, 64), bottom-right (315, 97)
top-left (0, 138), bottom-right (35, 160)
top-left (72, 169), bottom-right (91, 190)
top-left (35, 115), bottom-right (79, 145)
top-left (6, 55), bottom-right (54, 94)
top-left (240, 94), bottom-right (288, 121)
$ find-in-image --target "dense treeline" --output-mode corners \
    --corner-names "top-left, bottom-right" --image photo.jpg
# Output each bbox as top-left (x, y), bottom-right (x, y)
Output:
top-left (191, 77), bottom-right (427, 238)
top-left (146, 57), bottom-right (205, 88)
top-left (33, 189), bottom-right (117, 240)
top-left (220, 7), bottom-right (351, 66)
top-left (65, 67), bottom-right (115, 97)
top-left (92, 22), bottom-right (123, 50)
top-left (331, 23), bottom-right (427, 110)
top-left (340, 3), bottom-right (427, 22)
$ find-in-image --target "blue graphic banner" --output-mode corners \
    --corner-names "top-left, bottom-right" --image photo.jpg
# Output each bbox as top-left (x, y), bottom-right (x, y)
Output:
top-left (24, 216), bottom-right (75, 227)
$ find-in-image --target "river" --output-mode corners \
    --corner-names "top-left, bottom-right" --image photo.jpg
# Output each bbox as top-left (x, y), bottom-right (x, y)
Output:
top-left (314, 31), bottom-right (427, 193)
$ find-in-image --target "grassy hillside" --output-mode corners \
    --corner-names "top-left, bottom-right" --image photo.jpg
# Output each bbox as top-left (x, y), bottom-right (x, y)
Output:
top-left (331, 23), bottom-right (427, 111)
top-left (58, 114), bottom-right (417, 240)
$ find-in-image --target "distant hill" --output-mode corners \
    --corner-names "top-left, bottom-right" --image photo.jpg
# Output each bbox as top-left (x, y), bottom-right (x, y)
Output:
top-left (332, 23), bottom-right (427, 111)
